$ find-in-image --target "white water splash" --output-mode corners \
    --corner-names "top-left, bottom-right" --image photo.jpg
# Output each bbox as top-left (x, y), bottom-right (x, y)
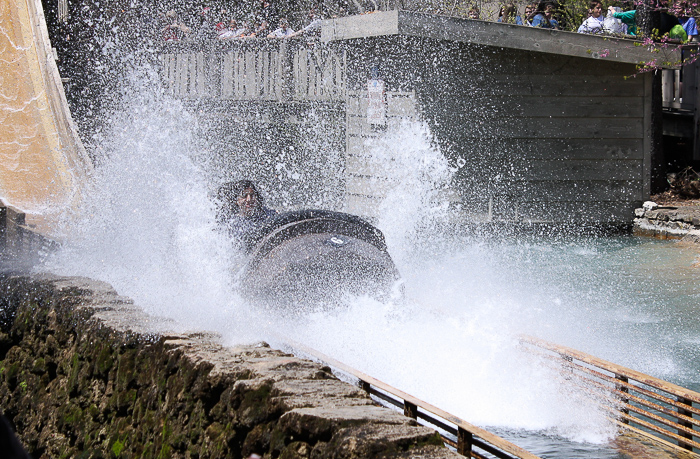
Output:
top-left (40, 67), bottom-right (696, 457)
top-left (266, 120), bottom-right (615, 446)
top-left (365, 120), bottom-right (453, 259)
top-left (45, 67), bottom-right (252, 338)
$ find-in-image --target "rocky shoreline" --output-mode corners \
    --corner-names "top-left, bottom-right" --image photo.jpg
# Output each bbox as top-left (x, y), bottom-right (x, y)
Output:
top-left (0, 274), bottom-right (459, 458)
top-left (633, 201), bottom-right (700, 243)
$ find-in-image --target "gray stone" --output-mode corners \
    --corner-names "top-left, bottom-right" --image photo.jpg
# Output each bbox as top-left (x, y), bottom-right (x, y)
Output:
top-left (681, 230), bottom-right (700, 244)
top-left (642, 201), bottom-right (658, 211)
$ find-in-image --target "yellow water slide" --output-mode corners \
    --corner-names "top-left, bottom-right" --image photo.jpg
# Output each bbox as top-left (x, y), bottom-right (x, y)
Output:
top-left (0, 0), bottom-right (92, 233)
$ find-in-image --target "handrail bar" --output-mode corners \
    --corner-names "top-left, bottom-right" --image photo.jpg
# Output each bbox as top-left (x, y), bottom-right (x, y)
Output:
top-left (532, 345), bottom-right (700, 422)
top-left (521, 335), bottom-right (700, 404)
top-left (617, 409), bottom-right (700, 449)
top-left (553, 354), bottom-right (700, 424)
top-left (284, 338), bottom-right (541, 459)
top-left (580, 374), bottom-right (700, 431)
top-left (521, 335), bottom-right (700, 454)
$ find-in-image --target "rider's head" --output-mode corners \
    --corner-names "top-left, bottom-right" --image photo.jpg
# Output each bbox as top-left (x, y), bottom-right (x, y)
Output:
top-left (217, 180), bottom-right (264, 219)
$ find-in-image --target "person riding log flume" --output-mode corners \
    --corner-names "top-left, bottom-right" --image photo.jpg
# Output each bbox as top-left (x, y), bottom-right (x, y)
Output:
top-left (216, 180), bottom-right (277, 246)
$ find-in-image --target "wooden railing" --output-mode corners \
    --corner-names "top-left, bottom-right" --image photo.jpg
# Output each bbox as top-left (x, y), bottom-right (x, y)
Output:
top-left (521, 335), bottom-right (700, 456)
top-left (0, 200), bottom-right (56, 270)
top-left (284, 338), bottom-right (541, 459)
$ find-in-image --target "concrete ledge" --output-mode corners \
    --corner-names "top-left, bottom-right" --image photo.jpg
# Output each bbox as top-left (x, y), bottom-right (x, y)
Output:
top-left (321, 10), bottom-right (682, 66)
top-left (633, 202), bottom-right (700, 242)
top-left (0, 274), bottom-right (458, 458)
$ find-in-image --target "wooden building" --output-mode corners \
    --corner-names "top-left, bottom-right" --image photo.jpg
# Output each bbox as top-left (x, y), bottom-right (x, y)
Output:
top-left (160, 11), bottom-right (676, 224)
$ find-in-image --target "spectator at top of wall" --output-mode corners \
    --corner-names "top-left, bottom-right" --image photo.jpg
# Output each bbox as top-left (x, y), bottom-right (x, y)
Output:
top-left (290, 8), bottom-right (323, 37)
top-left (260, 0), bottom-right (280, 25)
top-left (218, 19), bottom-right (249, 40)
top-left (248, 17), bottom-right (269, 37)
top-left (603, 7), bottom-right (628, 34)
top-left (162, 10), bottom-right (190, 41)
top-left (531, 1), bottom-right (560, 28)
top-left (609, 6), bottom-right (636, 35)
top-left (238, 20), bottom-right (253, 37)
top-left (522, 3), bottom-right (537, 25)
top-left (267, 18), bottom-right (295, 38)
top-left (497, 3), bottom-right (518, 23)
top-left (673, 1), bottom-right (698, 41)
top-left (193, 7), bottom-right (216, 40)
top-left (468, 5), bottom-right (480, 19)
top-left (213, 10), bottom-right (229, 36)
top-left (217, 18), bottom-right (233, 39)
top-left (578, 1), bottom-right (604, 33)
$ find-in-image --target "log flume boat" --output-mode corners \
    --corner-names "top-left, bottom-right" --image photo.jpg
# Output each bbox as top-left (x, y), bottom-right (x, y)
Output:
top-left (239, 209), bottom-right (401, 308)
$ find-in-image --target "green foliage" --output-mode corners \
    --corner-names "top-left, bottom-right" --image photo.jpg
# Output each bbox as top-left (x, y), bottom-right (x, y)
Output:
top-left (111, 438), bottom-right (125, 457)
top-left (96, 346), bottom-right (114, 375)
top-left (557, 0), bottom-right (591, 31)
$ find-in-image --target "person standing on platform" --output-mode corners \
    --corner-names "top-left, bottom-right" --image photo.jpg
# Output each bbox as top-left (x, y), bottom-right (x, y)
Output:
top-left (531, 2), bottom-right (560, 29)
top-left (674, 1), bottom-right (698, 41)
top-left (267, 18), bottom-right (295, 38)
top-left (578, 1), bottom-right (605, 33)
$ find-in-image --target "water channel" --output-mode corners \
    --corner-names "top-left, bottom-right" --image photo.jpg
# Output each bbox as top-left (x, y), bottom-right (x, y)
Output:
top-left (43, 54), bottom-right (700, 459)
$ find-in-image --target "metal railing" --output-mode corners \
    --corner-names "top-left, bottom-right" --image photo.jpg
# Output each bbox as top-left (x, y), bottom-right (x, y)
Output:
top-left (284, 338), bottom-right (541, 459)
top-left (521, 335), bottom-right (700, 456)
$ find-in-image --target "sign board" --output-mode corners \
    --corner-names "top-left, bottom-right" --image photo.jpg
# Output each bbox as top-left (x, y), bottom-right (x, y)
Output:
top-left (367, 79), bottom-right (386, 126)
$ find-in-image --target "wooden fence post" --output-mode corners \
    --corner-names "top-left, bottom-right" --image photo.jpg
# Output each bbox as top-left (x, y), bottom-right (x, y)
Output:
top-left (457, 427), bottom-right (472, 457)
top-left (403, 401), bottom-right (417, 419)
top-left (615, 374), bottom-right (630, 424)
top-left (678, 396), bottom-right (694, 450)
top-left (360, 380), bottom-right (370, 393)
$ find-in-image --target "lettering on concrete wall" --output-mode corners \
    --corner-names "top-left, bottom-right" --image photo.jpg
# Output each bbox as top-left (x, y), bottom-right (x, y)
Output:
top-left (161, 45), bottom-right (346, 102)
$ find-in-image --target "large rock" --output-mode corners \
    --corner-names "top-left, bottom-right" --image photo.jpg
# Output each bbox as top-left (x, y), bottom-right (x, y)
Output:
top-left (633, 205), bottom-right (700, 241)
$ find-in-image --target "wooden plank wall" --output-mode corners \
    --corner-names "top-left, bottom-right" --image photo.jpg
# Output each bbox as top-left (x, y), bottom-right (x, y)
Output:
top-left (507, 56), bottom-right (645, 223)
top-left (407, 45), bottom-right (649, 224)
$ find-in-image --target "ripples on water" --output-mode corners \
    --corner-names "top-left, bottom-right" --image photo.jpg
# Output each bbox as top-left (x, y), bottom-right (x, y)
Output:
top-left (44, 68), bottom-right (700, 458)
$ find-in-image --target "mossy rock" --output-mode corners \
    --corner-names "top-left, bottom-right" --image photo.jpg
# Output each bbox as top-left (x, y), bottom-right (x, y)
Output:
top-left (279, 440), bottom-right (312, 459)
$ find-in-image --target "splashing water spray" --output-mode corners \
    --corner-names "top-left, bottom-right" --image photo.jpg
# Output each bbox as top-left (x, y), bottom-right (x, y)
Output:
top-left (40, 27), bottom-right (700, 459)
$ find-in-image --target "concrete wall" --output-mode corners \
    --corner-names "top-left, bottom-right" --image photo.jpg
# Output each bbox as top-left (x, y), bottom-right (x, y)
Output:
top-left (0, 201), bottom-right (56, 271)
top-left (0, 274), bottom-right (459, 458)
top-left (339, 35), bottom-right (651, 223)
top-left (160, 11), bottom-right (667, 224)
